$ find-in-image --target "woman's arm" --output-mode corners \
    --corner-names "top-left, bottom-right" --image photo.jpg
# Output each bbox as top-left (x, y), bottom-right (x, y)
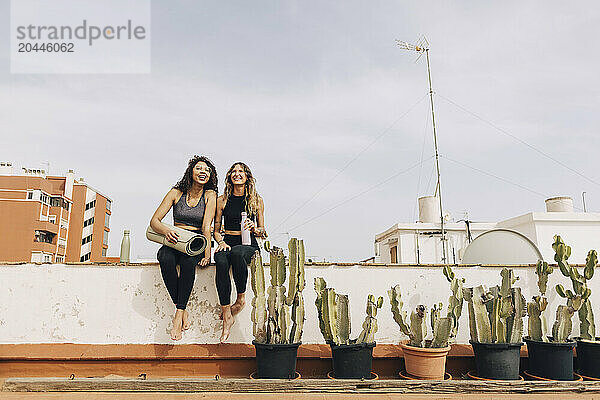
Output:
top-left (199, 190), bottom-right (217, 266)
top-left (150, 189), bottom-right (180, 243)
top-left (245, 196), bottom-right (267, 238)
top-left (214, 196), bottom-right (230, 252)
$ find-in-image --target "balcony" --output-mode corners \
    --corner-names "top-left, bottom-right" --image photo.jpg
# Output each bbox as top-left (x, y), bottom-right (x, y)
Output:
top-left (33, 220), bottom-right (59, 235)
top-left (31, 241), bottom-right (55, 253)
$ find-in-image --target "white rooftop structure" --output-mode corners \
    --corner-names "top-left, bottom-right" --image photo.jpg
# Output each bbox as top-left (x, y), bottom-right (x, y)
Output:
top-left (374, 195), bottom-right (600, 264)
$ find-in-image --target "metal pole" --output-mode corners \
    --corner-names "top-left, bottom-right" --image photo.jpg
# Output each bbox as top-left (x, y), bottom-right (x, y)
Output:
top-left (582, 191), bottom-right (587, 212)
top-left (425, 49), bottom-right (447, 263)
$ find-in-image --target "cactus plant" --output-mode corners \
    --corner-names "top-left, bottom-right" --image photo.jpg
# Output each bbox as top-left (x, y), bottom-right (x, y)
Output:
top-left (463, 268), bottom-right (526, 344)
top-left (250, 238), bottom-right (306, 344)
top-left (314, 278), bottom-right (383, 345)
top-left (389, 266), bottom-right (462, 348)
top-left (527, 260), bottom-right (554, 341)
top-left (552, 235), bottom-right (597, 341)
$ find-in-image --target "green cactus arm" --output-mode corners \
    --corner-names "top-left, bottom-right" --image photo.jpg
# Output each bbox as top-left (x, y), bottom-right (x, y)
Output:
top-left (356, 294), bottom-right (382, 344)
top-left (578, 299), bottom-right (596, 341)
top-left (251, 294), bottom-right (268, 343)
top-left (472, 286), bottom-right (493, 343)
top-left (446, 277), bottom-right (464, 341)
top-left (325, 288), bottom-right (339, 344)
top-left (430, 317), bottom-right (452, 348)
top-left (552, 305), bottom-right (574, 343)
top-left (585, 250), bottom-right (597, 280)
top-left (507, 287), bottom-right (526, 343)
top-left (388, 285), bottom-right (411, 337)
top-left (297, 240), bottom-right (306, 292)
top-left (314, 277), bottom-right (332, 341)
top-left (336, 294), bottom-right (351, 345)
top-left (286, 238), bottom-right (298, 306)
top-left (410, 306), bottom-right (427, 348)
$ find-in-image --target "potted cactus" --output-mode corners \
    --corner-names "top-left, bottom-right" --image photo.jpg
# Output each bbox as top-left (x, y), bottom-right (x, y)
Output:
top-left (388, 265), bottom-right (464, 380)
top-left (464, 268), bottom-right (526, 380)
top-left (249, 238), bottom-right (305, 379)
top-left (553, 237), bottom-right (599, 379)
top-left (524, 236), bottom-right (580, 381)
top-left (314, 277), bottom-right (383, 379)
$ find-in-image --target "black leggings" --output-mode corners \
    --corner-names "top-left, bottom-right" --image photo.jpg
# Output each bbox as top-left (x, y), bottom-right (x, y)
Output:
top-left (157, 245), bottom-right (201, 310)
top-left (214, 244), bottom-right (259, 305)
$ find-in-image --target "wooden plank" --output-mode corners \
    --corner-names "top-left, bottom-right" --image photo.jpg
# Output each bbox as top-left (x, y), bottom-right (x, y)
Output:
top-left (3, 377), bottom-right (600, 394)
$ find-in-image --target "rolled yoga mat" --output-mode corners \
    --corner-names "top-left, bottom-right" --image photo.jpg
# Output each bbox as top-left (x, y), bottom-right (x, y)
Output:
top-left (146, 223), bottom-right (208, 256)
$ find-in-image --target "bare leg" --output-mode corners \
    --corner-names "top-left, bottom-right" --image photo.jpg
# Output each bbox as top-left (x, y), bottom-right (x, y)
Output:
top-left (170, 309), bottom-right (184, 341)
top-left (220, 305), bottom-right (234, 343)
top-left (230, 293), bottom-right (246, 317)
top-left (182, 309), bottom-right (191, 330)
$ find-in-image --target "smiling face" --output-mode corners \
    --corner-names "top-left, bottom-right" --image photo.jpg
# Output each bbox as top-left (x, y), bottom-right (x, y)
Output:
top-left (192, 161), bottom-right (211, 185)
top-left (229, 163), bottom-right (247, 186)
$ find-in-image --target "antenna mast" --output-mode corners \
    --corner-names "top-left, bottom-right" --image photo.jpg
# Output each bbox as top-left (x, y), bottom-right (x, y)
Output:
top-left (396, 36), bottom-right (447, 263)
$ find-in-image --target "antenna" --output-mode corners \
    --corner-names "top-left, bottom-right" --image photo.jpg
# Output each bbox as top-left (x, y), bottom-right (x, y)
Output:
top-left (396, 36), bottom-right (448, 264)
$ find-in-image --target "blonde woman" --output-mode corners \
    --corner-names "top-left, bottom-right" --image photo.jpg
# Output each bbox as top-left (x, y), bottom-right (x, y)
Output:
top-left (214, 162), bottom-right (266, 342)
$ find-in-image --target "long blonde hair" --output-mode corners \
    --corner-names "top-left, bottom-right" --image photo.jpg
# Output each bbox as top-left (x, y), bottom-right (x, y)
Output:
top-left (224, 162), bottom-right (260, 215)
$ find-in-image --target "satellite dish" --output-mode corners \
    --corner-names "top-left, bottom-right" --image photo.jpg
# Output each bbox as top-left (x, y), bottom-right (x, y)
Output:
top-left (461, 229), bottom-right (542, 264)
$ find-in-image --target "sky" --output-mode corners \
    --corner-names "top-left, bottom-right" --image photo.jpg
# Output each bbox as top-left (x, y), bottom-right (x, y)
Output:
top-left (1, 1), bottom-right (600, 261)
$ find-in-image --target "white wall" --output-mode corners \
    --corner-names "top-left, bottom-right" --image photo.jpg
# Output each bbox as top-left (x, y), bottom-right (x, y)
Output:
top-left (1, 263), bottom-right (599, 345)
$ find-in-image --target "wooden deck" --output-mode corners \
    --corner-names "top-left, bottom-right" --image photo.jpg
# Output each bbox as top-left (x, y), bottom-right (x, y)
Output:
top-left (2, 377), bottom-right (600, 399)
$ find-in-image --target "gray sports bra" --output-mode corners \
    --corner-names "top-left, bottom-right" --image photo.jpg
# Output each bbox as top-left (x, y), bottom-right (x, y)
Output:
top-left (173, 191), bottom-right (205, 229)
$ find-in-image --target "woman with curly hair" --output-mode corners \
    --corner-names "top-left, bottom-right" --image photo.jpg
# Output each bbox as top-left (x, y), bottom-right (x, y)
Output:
top-left (214, 162), bottom-right (267, 342)
top-left (150, 155), bottom-right (217, 341)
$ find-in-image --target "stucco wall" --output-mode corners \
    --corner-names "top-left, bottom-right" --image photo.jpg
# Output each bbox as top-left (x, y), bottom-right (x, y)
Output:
top-left (1, 263), bottom-right (599, 344)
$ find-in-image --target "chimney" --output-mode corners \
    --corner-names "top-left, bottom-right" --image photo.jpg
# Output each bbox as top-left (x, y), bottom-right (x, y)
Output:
top-left (545, 196), bottom-right (574, 212)
top-left (64, 169), bottom-right (75, 200)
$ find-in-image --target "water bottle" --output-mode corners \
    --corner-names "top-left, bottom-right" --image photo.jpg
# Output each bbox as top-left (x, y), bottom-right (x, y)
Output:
top-left (120, 230), bottom-right (131, 263)
top-left (241, 212), bottom-right (251, 245)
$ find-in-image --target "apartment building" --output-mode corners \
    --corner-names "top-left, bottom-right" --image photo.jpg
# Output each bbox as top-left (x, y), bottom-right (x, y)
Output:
top-left (0, 162), bottom-right (112, 263)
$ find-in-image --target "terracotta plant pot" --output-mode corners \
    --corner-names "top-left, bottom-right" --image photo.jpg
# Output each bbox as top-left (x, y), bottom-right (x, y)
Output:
top-left (399, 340), bottom-right (451, 380)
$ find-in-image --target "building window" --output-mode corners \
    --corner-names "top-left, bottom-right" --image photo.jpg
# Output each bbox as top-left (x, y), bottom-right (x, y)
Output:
top-left (105, 213), bottom-right (110, 229)
top-left (83, 216), bottom-right (94, 227)
top-left (82, 234), bottom-right (93, 245)
top-left (106, 200), bottom-right (112, 211)
top-left (103, 230), bottom-right (109, 246)
top-left (27, 191), bottom-right (33, 199)
top-left (60, 218), bottom-right (69, 229)
top-left (58, 237), bottom-right (67, 247)
top-left (102, 247), bottom-right (107, 257)
top-left (390, 245), bottom-right (398, 264)
top-left (40, 193), bottom-right (50, 205)
top-left (43, 254), bottom-right (52, 263)
top-left (80, 252), bottom-right (91, 262)
top-left (49, 215), bottom-right (56, 224)
top-left (85, 200), bottom-right (96, 211)
top-left (56, 256), bottom-right (64, 263)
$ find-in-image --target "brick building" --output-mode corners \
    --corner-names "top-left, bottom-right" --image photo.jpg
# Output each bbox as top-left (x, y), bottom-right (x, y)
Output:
top-left (0, 162), bottom-right (111, 263)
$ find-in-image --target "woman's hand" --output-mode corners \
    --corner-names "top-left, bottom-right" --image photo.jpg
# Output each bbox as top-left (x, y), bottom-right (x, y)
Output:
top-left (198, 257), bottom-right (210, 267)
top-left (166, 230), bottom-right (179, 244)
top-left (215, 241), bottom-right (231, 252)
top-left (243, 219), bottom-right (256, 232)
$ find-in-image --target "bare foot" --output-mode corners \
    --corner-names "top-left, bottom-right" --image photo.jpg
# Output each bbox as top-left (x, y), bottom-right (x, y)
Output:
top-left (170, 310), bottom-right (184, 341)
top-left (220, 306), bottom-right (234, 343)
top-left (231, 299), bottom-right (246, 316)
top-left (182, 310), bottom-right (191, 331)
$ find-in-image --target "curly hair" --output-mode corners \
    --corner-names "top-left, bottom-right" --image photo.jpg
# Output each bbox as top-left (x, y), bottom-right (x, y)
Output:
top-left (224, 162), bottom-right (260, 215)
top-left (173, 155), bottom-right (218, 194)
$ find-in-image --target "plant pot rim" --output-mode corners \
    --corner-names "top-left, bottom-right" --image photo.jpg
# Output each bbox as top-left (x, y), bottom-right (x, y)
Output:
top-left (329, 341), bottom-right (376, 350)
top-left (575, 337), bottom-right (600, 343)
top-left (470, 340), bottom-right (523, 348)
top-left (523, 336), bottom-right (577, 347)
top-left (399, 339), bottom-right (451, 353)
top-left (252, 340), bottom-right (302, 348)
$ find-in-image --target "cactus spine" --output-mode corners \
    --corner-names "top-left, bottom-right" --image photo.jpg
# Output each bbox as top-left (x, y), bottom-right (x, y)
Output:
top-left (314, 278), bottom-right (383, 345)
top-left (250, 238), bottom-right (306, 344)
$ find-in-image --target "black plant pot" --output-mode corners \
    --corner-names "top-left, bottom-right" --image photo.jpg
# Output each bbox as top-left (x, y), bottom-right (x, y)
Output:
top-left (253, 340), bottom-right (301, 379)
top-left (329, 341), bottom-right (375, 379)
top-left (524, 337), bottom-right (576, 381)
top-left (576, 337), bottom-right (600, 379)
top-left (470, 340), bottom-right (523, 380)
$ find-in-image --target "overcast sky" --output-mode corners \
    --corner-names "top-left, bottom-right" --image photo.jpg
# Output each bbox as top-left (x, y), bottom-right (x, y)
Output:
top-left (1, 1), bottom-right (599, 261)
